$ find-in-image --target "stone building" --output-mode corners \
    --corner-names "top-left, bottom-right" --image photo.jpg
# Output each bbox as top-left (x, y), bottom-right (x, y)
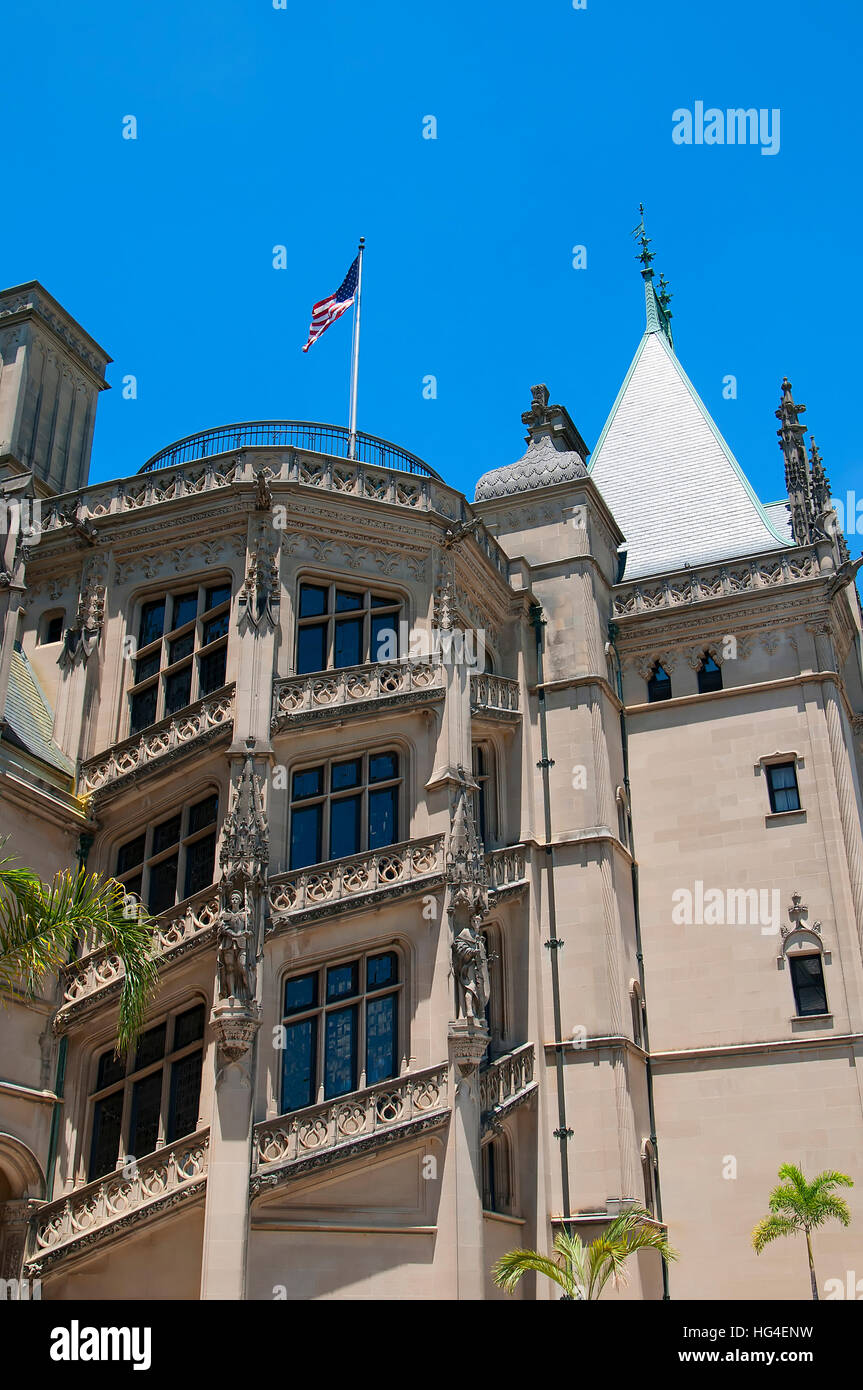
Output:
top-left (1, 267), bottom-right (861, 1300)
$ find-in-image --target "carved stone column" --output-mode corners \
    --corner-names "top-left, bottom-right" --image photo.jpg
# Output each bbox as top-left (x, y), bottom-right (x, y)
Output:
top-left (200, 741), bottom-right (267, 1300)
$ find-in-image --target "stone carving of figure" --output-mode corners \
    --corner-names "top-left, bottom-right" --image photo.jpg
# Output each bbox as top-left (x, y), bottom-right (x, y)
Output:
top-left (452, 921), bottom-right (490, 1022)
top-left (217, 890), bottom-right (254, 1002)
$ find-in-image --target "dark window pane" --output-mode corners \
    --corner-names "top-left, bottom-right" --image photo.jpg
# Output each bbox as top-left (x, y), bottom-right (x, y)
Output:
top-left (768, 763), bottom-right (800, 813)
top-left (184, 832), bottom-right (216, 898)
top-left (203, 612), bottom-right (229, 645)
top-left (165, 665), bottom-right (193, 714)
top-left (152, 815), bottom-right (182, 855)
top-left (331, 759), bottom-right (361, 791)
top-left (334, 618), bottom-right (362, 668)
top-left (324, 1005), bottom-right (357, 1099)
top-left (205, 584), bottom-right (231, 612)
top-left (130, 685), bottom-right (158, 734)
top-left (330, 795), bottom-right (361, 859)
top-left (326, 961), bottom-right (359, 1002)
top-left (697, 655), bottom-right (723, 694)
top-left (367, 952), bottom-right (398, 990)
top-left (139, 600), bottom-right (165, 648)
top-left (89, 1092), bottom-right (124, 1180)
top-left (123, 873), bottom-right (143, 902)
top-left (198, 645), bottom-right (227, 696)
top-left (282, 1017), bottom-right (317, 1112)
top-left (173, 1004), bottom-right (206, 1050)
top-left (790, 955), bottom-right (827, 1016)
top-left (371, 594), bottom-right (395, 609)
top-left (290, 804), bottom-right (322, 870)
top-left (366, 994), bottom-right (397, 1085)
top-left (45, 615), bottom-right (64, 644)
top-left (148, 856), bottom-right (179, 915)
top-left (369, 752), bottom-right (398, 783)
top-left (171, 593), bottom-right (198, 630)
top-left (117, 835), bottom-right (147, 876)
top-left (284, 973), bottom-right (318, 1016)
top-left (297, 624), bottom-right (327, 674)
top-left (647, 664), bottom-right (672, 703)
top-left (369, 786), bottom-right (398, 849)
top-left (135, 1022), bottom-right (167, 1070)
top-left (129, 1070), bottom-right (162, 1158)
top-left (135, 650), bottom-right (161, 683)
top-left (335, 589), bottom-right (363, 612)
top-left (168, 1050), bottom-right (203, 1141)
top-left (292, 767), bottom-right (323, 800)
top-left (371, 615), bottom-right (398, 661)
top-left (298, 584), bottom-right (327, 618)
top-left (169, 631), bottom-right (195, 664)
top-left (188, 794), bottom-right (218, 834)
top-left (96, 1048), bottom-right (126, 1092)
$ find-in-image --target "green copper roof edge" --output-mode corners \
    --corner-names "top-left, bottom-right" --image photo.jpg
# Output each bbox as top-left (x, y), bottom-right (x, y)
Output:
top-left (649, 330), bottom-right (790, 546)
top-left (8, 650), bottom-right (74, 775)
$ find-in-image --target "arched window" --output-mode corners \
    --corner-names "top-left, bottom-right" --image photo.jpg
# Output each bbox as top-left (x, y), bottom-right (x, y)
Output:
top-left (696, 652), bottom-right (723, 693)
top-left (87, 1001), bottom-right (206, 1181)
top-left (115, 792), bottom-right (219, 915)
top-left (646, 662), bottom-right (672, 703)
top-left (295, 581), bottom-right (402, 674)
top-left (289, 751), bottom-right (401, 870)
top-left (482, 1131), bottom-right (512, 1214)
top-left (38, 609), bottom-right (65, 645)
top-left (641, 1139), bottom-right (657, 1216)
top-left (472, 742), bottom-right (496, 848)
top-left (630, 980), bottom-right (645, 1049)
top-left (280, 949), bottom-right (402, 1112)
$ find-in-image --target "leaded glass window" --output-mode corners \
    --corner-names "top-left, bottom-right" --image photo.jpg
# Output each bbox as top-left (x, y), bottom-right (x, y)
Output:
top-left (289, 753), bottom-right (401, 870)
top-left (87, 1003), bottom-right (206, 1181)
top-left (295, 582), bottom-right (402, 675)
top-left (280, 952), bottom-right (401, 1114)
top-left (115, 794), bottom-right (218, 915)
top-left (128, 581), bottom-right (231, 735)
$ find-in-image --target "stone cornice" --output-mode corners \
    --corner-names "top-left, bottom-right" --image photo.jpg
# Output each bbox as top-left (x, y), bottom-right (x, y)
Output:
top-left (649, 1032), bottom-right (863, 1065)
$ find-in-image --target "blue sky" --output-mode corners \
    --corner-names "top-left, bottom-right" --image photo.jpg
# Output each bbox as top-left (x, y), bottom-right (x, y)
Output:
top-left (4, 0), bottom-right (861, 514)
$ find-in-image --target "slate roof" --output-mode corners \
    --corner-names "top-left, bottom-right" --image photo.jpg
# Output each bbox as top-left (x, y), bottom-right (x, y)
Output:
top-left (588, 285), bottom-right (790, 580)
top-left (2, 648), bottom-right (74, 777)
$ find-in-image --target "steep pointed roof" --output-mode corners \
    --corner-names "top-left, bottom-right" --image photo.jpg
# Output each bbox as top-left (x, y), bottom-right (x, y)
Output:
top-left (2, 648), bottom-right (73, 777)
top-left (588, 279), bottom-right (789, 580)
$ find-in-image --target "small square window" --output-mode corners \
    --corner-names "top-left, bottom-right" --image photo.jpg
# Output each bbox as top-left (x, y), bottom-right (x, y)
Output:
top-left (298, 584), bottom-right (327, 618)
top-left (331, 759), bottom-right (362, 791)
top-left (369, 752), bottom-right (398, 783)
top-left (335, 589), bottom-right (363, 612)
top-left (292, 767), bottom-right (323, 800)
top-left (205, 584), bottom-right (231, 612)
top-left (41, 614), bottom-right (65, 645)
top-left (285, 973), bottom-right (318, 1015)
top-left (327, 961), bottom-right (359, 1002)
top-left (172, 593), bottom-right (198, 630)
top-left (647, 663), bottom-right (672, 703)
top-left (766, 762), bottom-right (801, 813)
top-left (139, 599), bottom-right (166, 649)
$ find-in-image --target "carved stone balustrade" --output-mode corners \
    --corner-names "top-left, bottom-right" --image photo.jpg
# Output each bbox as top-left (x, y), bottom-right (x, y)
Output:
top-left (480, 1044), bottom-right (536, 1136)
top-left (470, 673), bottom-right (521, 721)
top-left (24, 1129), bottom-right (209, 1275)
top-left (267, 834), bottom-right (446, 927)
top-left (485, 845), bottom-right (528, 900)
top-left (251, 1064), bottom-right (449, 1196)
top-left (612, 547), bottom-right (819, 618)
top-left (272, 659), bottom-right (444, 732)
top-left (54, 888), bottom-right (221, 1031)
top-left (78, 685), bottom-right (235, 801)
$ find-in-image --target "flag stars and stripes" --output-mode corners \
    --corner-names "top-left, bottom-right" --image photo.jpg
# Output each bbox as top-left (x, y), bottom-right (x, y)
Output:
top-left (302, 255), bottom-right (360, 352)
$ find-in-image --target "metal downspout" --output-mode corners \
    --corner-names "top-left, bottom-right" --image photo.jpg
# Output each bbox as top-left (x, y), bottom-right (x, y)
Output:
top-left (530, 604), bottom-right (572, 1225)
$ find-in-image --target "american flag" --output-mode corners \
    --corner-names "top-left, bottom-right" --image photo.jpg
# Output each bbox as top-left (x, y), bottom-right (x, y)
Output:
top-left (302, 255), bottom-right (360, 353)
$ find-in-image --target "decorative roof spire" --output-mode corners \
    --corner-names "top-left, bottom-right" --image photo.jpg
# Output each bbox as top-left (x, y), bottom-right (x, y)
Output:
top-left (776, 377), bottom-right (815, 546)
top-left (632, 204), bottom-right (673, 348)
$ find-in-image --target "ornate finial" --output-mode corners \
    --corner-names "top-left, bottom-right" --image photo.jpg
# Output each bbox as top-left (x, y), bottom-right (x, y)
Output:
top-left (632, 203), bottom-right (655, 277)
top-left (657, 272), bottom-right (673, 318)
top-left (521, 383), bottom-right (560, 430)
top-left (776, 377), bottom-right (815, 547)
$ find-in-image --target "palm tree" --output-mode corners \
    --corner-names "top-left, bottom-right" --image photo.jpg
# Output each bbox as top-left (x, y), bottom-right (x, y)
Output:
top-left (493, 1207), bottom-right (677, 1300)
top-left (0, 836), bottom-right (160, 1052)
top-left (752, 1163), bottom-right (854, 1301)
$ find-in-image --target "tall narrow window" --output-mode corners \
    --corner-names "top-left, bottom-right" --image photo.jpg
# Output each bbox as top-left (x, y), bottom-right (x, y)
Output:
top-left (128, 582), bottom-right (231, 735)
top-left (766, 762), bottom-right (801, 813)
top-left (289, 752), bottom-right (401, 870)
top-left (482, 1133), bottom-right (511, 1214)
top-left (295, 582), bottom-right (402, 675)
top-left (642, 1140), bottom-right (657, 1216)
top-left (789, 954), bottom-right (828, 1016)
top-left (115, 794), bottom-right (218, 914)
top-left (696, 653), bottom-right (723, 693)
top-left (471, 743), bottom-right (495, 848)
top-left (280, 951), bottom-right (401, 1113)
top-left (646, 662), bottom-right (672, 703)
top-left (87, 1003), bottom-right (205, 1181)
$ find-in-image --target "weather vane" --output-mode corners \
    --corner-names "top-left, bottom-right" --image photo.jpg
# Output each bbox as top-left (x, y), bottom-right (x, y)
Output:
top-left (632, 202), bottom-right (655, 272)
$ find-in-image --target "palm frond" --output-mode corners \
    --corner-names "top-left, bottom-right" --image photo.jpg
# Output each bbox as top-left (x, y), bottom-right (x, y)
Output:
top-left (492, 1248), bottom-right (574, 1297)
top-left (752, 1213), bottom-right (799, 1253)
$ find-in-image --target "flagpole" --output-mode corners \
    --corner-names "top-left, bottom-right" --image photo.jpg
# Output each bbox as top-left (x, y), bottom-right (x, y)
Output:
top-left (347, 237), bottom-right (365, 460)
